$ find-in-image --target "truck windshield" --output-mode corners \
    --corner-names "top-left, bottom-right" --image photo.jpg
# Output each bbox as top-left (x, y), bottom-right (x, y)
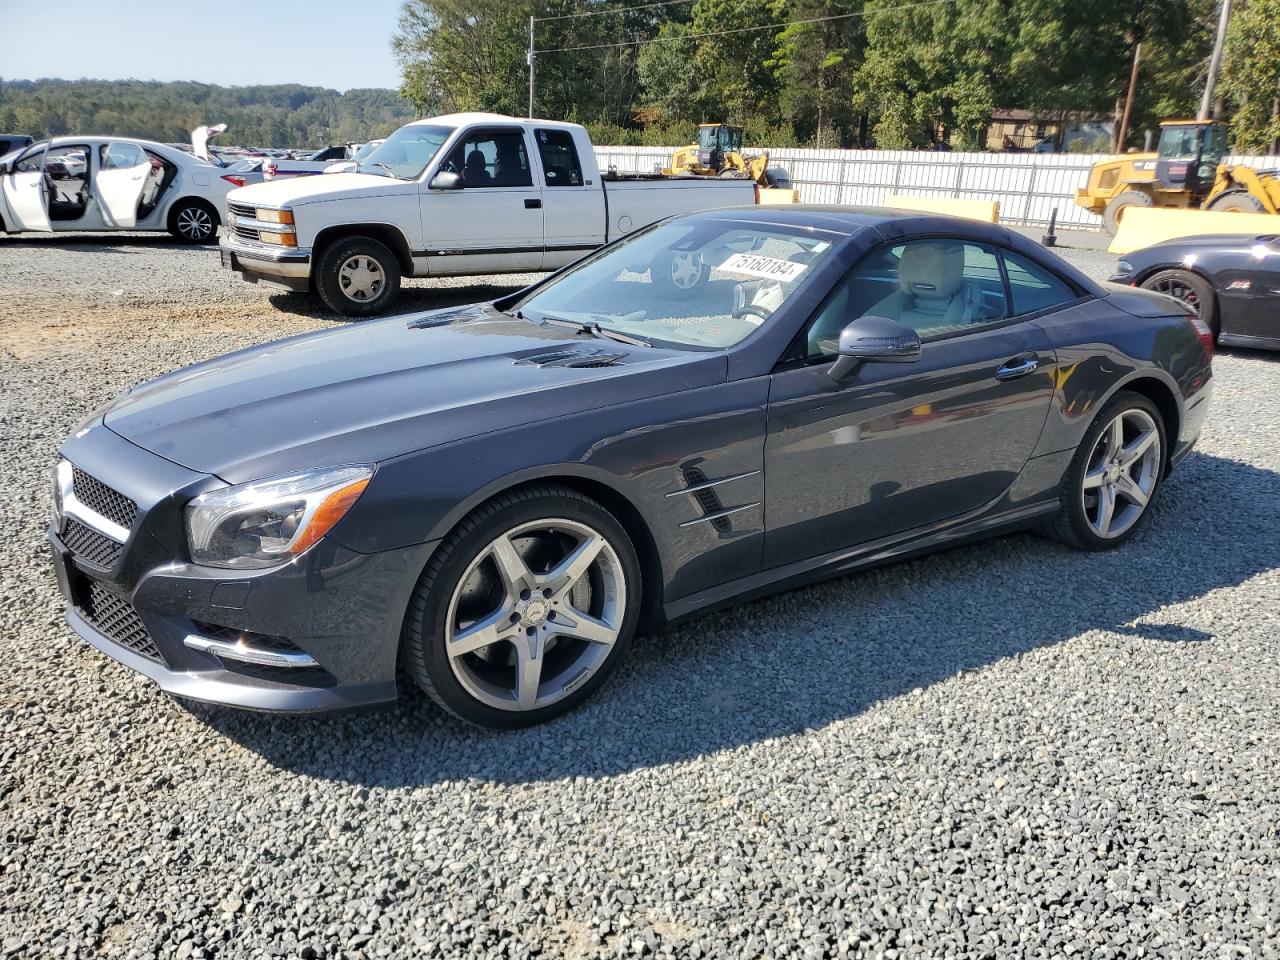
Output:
top-left (515, 219), bottom-right (838, 350)
top-left (360, 124), bottom-right (452, 179)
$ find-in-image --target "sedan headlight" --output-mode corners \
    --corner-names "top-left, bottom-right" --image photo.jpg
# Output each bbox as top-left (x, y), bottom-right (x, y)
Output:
top-left (185, 465), bottom-right (372, 569)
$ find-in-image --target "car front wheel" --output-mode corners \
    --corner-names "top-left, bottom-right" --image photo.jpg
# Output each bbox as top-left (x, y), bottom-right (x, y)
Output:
top-left (402, 485), bottom-right (642, 728)
top-left (1044, 391), bottom-right (1167, 550)
top-left (1140, 268), bottom-right (1219, 341)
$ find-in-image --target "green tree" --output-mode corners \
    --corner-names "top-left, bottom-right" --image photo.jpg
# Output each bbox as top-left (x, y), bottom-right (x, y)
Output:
top-left (1221, 0), bottom-right (1280, 153)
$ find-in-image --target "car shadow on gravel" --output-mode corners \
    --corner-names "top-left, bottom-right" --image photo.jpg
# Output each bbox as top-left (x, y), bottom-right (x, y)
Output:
top-left (0, 234), bottom-right (203, 251)
top-left (202, 449), bottom-right (1280, 787)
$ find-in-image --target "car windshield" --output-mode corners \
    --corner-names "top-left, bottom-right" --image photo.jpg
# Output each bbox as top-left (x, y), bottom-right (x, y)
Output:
top-left (359, 124), bottom-right (452, 179)
top-left (515, 219), bottom-right (838, 349)
top-left (351, 140), bottom-right (382, 163)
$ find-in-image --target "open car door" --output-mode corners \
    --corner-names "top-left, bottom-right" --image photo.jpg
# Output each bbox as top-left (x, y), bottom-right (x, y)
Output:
top-left (1, 144), bottom-right (52, 231)
top-left (95, 142), bottom-right (152, 228)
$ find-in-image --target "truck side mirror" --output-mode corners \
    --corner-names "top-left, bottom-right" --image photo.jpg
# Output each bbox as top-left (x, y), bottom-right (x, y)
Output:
top-left (828, 315), bottom-right (921, 382)
top-left (429, 171), bottom-right (462, 191)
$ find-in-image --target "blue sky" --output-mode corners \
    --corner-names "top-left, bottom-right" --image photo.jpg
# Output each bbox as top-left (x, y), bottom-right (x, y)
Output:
top-left (1, 0), bottom-right (405, 91)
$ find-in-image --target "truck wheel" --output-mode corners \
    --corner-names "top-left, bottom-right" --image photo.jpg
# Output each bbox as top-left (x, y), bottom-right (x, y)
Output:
top-left (1102, 189), bottom-right (1152, 235)
top-left (653, 249), bottom-right (706, 300)
top-left (1207, 190), bottom-right (1266, 213)
top-left (167, 200), bottom-right (218, 243)
top-left (316, 236), bottom-right (401, 317)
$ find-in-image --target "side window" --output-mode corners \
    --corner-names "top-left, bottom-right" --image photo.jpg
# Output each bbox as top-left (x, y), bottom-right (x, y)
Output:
top-left (535, 129), bottom-right (584, 187)
top-left (1002, 249), bottom-right (1079, 316)
top-left (101, 143), bottom-right (147, 170)
top-left (15, 147), bottom-right (46, 173)
top-left (804, 238), bottom-right (1009, 358)
top-left (443, 129), bottom-right (532, 188)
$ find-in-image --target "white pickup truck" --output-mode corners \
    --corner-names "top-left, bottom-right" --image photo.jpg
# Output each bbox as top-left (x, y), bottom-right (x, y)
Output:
top-left (219, 113), bottom-right (757, 316)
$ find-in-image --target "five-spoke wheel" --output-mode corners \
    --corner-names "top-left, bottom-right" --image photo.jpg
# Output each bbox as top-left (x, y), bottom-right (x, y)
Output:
top-left (403, 486), bottom-right (641, 727)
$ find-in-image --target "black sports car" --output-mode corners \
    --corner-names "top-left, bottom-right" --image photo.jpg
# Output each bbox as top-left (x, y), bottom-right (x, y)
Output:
top-left (1112, 234), bottom-right (1280, 351)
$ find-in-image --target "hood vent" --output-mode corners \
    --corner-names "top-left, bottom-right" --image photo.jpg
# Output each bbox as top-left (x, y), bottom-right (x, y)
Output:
top-left (516, 347), bottom-right (627, 369)
top-left (407, 309), bottom-right (471, 329)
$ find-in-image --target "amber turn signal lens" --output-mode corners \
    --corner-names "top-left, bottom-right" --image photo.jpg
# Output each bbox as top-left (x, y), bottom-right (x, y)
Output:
top-left (287, 477), bottom-right (371, 555)
top-left (258, 231), bottom-right (298, 247)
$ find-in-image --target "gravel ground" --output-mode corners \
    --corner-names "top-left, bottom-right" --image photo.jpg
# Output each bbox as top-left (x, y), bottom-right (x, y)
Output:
top-left (1, 231), bottom-right (1277, 960)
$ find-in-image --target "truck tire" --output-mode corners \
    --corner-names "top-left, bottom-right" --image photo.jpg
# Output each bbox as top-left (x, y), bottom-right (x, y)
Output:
top-left (1103, 189), bottom-right (1152, 236)
top-left (1207, 190), bottom-right (1266, 213)
top-left (316, 236), bottom-right (401, 318)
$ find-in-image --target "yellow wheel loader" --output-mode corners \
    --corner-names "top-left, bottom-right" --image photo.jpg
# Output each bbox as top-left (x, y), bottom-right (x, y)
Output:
top-left (1075, 120), bottom-right (1280, 234)
top-left (664, 123), bottom-right (773, 185)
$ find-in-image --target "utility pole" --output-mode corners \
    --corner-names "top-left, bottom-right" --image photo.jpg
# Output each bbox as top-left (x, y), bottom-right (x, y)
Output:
top-left (1199, 0), bottom-right (1232, 120)
top-left (1117, 42), bottom-right (1142, 151)
top-left (527, 16), bottom-right (535, 119)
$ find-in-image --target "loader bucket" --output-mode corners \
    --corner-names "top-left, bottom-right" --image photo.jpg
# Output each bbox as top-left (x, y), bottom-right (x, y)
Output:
top-left (1109, 206), bottom-right (1279, 254)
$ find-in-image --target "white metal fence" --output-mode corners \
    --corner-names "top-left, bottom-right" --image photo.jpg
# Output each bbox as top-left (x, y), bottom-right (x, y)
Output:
top-left (593, 145), bottom-right (1277, 232)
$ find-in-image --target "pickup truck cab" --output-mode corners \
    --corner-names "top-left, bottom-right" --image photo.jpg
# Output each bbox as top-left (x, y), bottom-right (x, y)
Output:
top-left (219, 114), bottom-right (757, 316)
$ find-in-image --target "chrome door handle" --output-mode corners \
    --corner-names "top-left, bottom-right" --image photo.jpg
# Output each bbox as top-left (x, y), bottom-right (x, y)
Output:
top-left (995, 357), bottom-right (1039, 381)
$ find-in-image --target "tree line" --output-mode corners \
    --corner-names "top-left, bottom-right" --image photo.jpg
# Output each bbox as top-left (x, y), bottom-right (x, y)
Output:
top-left (395, 0), bottom-right (1280, 153)
top-left (0, 79), bottom-right (417, 148)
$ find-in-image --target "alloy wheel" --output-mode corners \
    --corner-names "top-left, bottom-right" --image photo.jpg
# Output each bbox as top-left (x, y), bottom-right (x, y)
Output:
top-left (338, 255), bottom-right (385, 302)
top-left (1147, 275), bottom-right (1201, 316)
top-left (1081, 408), bottom-right (1161, 539)
top-left (445, 518), bottom-right (626, 712)
top-left (177, 207), bottom-right (212, 241)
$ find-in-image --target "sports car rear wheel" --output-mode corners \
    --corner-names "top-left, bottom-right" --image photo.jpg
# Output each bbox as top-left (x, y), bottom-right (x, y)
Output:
top-left (1044, 391), bottom-right (1166, 550)
top-left (402, 485), bottom-right (641, 728)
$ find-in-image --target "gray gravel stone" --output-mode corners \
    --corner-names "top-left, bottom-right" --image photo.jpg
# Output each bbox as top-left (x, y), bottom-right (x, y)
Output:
top-left (1, 230), bottom-right (1277, 959)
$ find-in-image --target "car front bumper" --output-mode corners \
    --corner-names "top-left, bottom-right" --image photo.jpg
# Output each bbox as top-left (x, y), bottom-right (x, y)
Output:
top-left (51, 424), bottom-right (436, 713)
top-left (219, 236), bottom-right (312, 293)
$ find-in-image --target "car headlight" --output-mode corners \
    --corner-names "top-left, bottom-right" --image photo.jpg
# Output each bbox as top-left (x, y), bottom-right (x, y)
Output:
top-left (1115, 260), bottom-right (1133, 276)
top-left (185, 465), bottom-right (372, 569)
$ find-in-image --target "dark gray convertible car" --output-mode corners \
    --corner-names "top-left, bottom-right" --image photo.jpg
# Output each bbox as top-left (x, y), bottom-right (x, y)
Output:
top-left (50, 207), bottom-right (1214, 728)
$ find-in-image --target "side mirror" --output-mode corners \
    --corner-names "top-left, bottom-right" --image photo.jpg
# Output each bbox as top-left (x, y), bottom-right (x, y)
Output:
top-left (0, 160), bottom-right (9, 175)
top-left (828, 315), bottom-right (921, 382)
top-left (429, 171), bottom-right (462, 191)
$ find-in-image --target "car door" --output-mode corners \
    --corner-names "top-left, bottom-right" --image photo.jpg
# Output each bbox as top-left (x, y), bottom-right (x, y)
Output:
top-left (1, 144), bottom-right (52, 231)
top-left (421, 126), bottom-right (544, 275)
top-left (763, 238), bottom-right (1058, 568)
top-left (532, 127), bottom-right (605, 269)
top-left (94, 142), bottom-right (152, 228)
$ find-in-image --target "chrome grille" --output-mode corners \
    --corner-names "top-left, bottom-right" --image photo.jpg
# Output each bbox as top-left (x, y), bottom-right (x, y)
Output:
top-left (82, 580), bottom-right (162, 663)
top-left (62, 518), bottom-right (123, 567)
top-left (227, 201), bottom-right (257, 220)
top-left (71, 467), bottom-right (137, 529)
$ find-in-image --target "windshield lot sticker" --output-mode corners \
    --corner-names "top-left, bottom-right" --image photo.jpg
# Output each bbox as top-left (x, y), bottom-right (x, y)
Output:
top-left (719, 253), bottom-right (808, 282)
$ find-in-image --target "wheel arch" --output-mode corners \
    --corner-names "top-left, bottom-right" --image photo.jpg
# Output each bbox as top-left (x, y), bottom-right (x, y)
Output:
top-left (165, 195), bottom-right (221, 229)
top-left (420, 468), bottom-right (667, 635)
top-left (313, 222), bottom-right (414, 276)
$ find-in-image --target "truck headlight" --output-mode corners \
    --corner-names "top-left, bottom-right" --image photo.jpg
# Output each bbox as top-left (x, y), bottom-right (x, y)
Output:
top-left (185, 465), bottom-right (372, 569)
top-left (256, 208), bottom-right (294, 224)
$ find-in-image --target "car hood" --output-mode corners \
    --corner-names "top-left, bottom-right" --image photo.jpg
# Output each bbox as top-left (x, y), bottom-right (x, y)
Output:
top-left (228, 172), bottom-right (414, 207)
top-left (103, 306), bottom-right (725, 483)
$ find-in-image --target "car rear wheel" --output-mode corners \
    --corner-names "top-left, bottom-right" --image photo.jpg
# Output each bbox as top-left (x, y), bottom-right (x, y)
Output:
top-left (167, 200), bottom-right (218, 243)
top-left (1043, 391), bottom-right (1166, 550)
top-left (1140, 268), bottom-right (1219, 341)
top-left (316, 236), bottom-right (401, 317)
top-left (1102, 189), bottom-right (1153, 236)
top-left (402, 485), bottom-right (642, 728)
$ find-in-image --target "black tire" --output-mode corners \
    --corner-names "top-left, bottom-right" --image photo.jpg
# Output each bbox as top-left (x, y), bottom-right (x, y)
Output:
top-left (1207, 190), bottom-right (1266, 213)
top-left (167, 199), bottom-right (218, 244)
top-left (1140, 268), bottom-right (1219, 341)
top-left (652, 248), bottom-right (707, 300)
top-left (1041, 390), bottom-right (1167, 551)
top-left (401, 485), bottom-right (643, 729)
top-left (1102, 189), bottom-right (1153, 236)
top-left (315, 236), bottom-right (401, 317)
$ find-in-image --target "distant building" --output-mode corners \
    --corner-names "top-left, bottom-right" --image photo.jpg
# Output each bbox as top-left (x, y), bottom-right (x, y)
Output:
top-left (985, 109), bottom-right (1113, 152)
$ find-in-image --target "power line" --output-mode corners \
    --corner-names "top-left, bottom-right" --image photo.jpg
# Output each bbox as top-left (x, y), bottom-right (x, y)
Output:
top-left (532, 0), bottom-right (959, 54)
top-left (534, 0), bottom-right (696, 24)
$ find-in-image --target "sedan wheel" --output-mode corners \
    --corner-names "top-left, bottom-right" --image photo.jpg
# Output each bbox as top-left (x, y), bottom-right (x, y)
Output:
top-left (403, 486), bottom-right (641, 728)
top-left (1080, 408), bottom-right (1161, 540)
top-left (169, 202), bottom-right (216, 243)
top-left (1140, 269), bottom-right (1219, 341)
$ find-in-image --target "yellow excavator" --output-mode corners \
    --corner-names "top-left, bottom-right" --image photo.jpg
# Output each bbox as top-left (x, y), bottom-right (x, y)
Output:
top-left (664, 123), bottom-right (772, 185)
top-left (1075, 119), bottom-right (1280, 234)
